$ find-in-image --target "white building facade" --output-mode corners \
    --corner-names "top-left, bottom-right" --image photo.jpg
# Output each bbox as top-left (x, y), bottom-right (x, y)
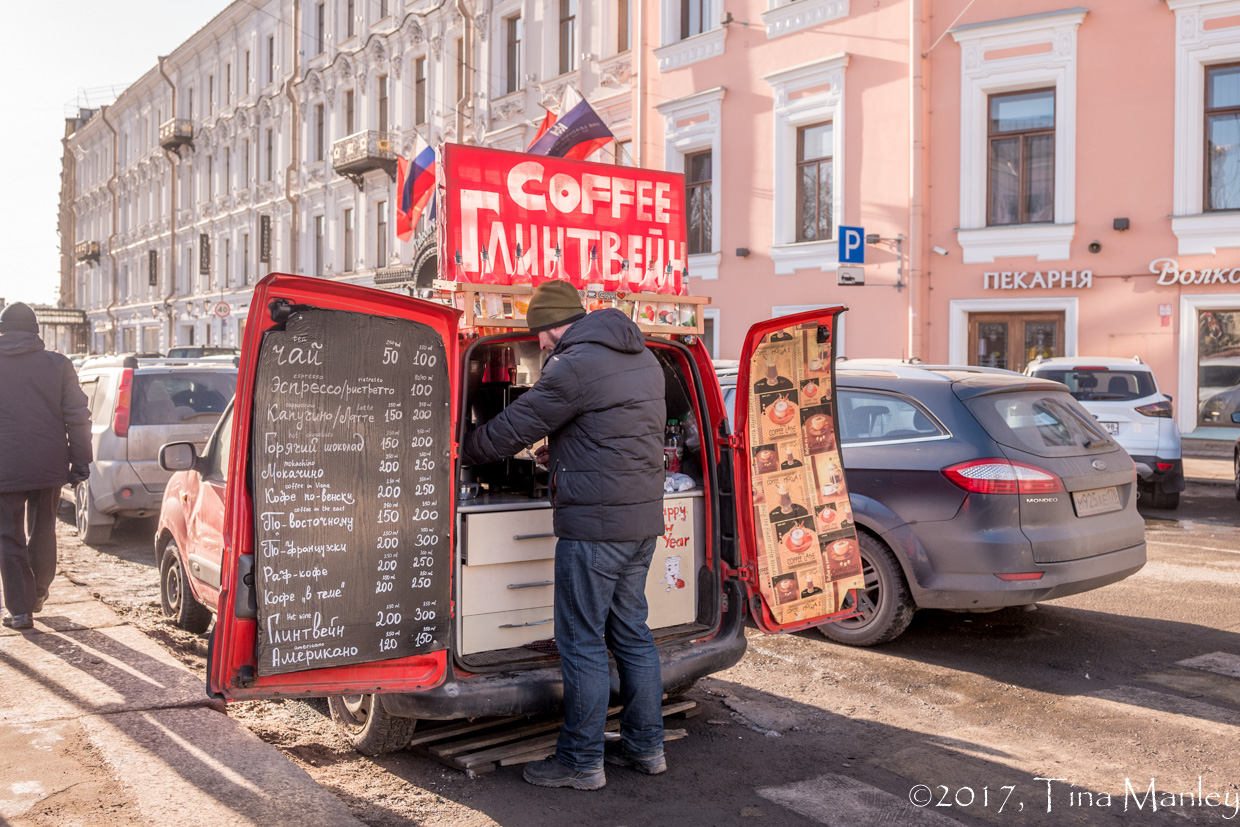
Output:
top-left (63, 0), bottom-right (635, 354)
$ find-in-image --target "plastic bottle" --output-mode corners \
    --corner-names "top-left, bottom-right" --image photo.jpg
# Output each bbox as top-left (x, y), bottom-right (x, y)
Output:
top-left (613, 259), bottom-right (635, 316)
top-left (512, 242), bottom-right (531, 319)
top-left (664, 419), bottom-right (683, 475)
top-left (480, 248), bottom-right (504, 318)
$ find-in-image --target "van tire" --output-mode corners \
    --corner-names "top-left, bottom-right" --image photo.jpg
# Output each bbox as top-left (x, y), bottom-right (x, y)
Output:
top-left (160, 542), bottom-right (212, 634)
top-left (75, 481), bottom-right (113, 546)
top-left (328, 694), bottom-right (417, 755)
top-left (817, 533), bottom-right (915, 647)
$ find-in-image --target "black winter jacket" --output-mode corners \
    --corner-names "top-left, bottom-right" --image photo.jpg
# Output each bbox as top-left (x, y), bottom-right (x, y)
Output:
top-left (0, 332), bottom-right (92, 493)
top-left (461, 309), bottom-right (666, 541)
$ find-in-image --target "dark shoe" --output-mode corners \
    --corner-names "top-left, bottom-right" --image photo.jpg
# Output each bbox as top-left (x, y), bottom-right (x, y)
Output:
top-left (522, 756), bottom-right (606, 790)
top-left (1, 612), bottom-right (33, 630)
top-left (604, 741), bottom-right (667, 775)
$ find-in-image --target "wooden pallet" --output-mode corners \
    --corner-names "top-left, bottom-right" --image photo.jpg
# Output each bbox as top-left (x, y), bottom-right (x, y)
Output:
top-left (432, 279), bottom-right (709, 336)
top-left (407, 699), bottom-right (699, 776)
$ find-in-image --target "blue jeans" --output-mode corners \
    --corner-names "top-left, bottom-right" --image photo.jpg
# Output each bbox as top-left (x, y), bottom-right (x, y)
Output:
top-left (554, 537), bottom-right (664, 772)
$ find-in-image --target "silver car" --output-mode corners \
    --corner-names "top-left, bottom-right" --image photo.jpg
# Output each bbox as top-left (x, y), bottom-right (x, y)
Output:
top-left (75, 355), bottom-right (237, 544)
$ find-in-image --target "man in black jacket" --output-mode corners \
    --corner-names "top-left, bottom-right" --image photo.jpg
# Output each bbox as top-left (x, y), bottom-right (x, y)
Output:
top-left (462, 281), bottom-right (666, 790)
top-left (0, 303), bottom-right (91, 630)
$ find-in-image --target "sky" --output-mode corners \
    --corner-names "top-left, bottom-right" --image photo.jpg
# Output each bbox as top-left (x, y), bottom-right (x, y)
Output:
top-left (0, 3), bottom-right (217, 307)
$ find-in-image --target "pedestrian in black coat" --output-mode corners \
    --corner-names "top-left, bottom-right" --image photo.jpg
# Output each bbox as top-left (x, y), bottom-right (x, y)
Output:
top-left (0, 303), bottom-right (91, 630)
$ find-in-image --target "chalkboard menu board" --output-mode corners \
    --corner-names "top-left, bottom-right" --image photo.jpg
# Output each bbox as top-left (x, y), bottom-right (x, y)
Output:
top-left (252, 309), bottom-right (451, 675)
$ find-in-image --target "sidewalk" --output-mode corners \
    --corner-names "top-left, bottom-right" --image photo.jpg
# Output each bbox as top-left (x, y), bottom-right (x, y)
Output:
top-left (0, 571), bottom-right (364, 826)
top-left (1182, 437), bottom-right (1233, 485)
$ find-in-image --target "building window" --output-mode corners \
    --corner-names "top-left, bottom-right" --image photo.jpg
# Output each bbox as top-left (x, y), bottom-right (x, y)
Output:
top-left (506, 16), bottom-right (523, 94)
top-left (345, 89), bottom-right (355, 135)
top-left (314, 216), bottom-right (325, 276)
top-left (1206, 63), bottom-right (1240, 212)
top-left (615, 139), bottom-right (632, 166)
top-left (315, 104), bottom-right (325, 161)
top-left (346, 0), bottom-right (356, 39)
top-left (764, 55), bottom-right (846, 274)
top-left (618, 0), bottom-right (630, 51)
top-left (225, 63), bottom-right (232, 105)
top-left (559, 0), bottom-right (578, 75)
top-left (265, 128), bottom-right (274, 182)
top-left (315, 2), bottom-right (326, 54)
top-left (267, 34), bottom-right (276, 84)
top-left (242, 233), bottom-right (251, 285)
top-left (950, 9), bottom-right (1083, 263)
top-left (796, 123), bottom-right (833, 242)
top-left (208, 74), bottom-right (215, 115)
top-left (224, 147), bottom-right (231, 194)
top-left (377, 74), bottom-right (389, 132)
top-left (686, 151), bottom-right (712, 255)
top-left (223, 237), bottom-right (231, 287)
top-left (188, 88), bottom-right (194, 122)
top-left (243, 138), bottom-right (250, 182)
top-left (343, 208), bottom-right (354, 272)
top-left (455, 38), bottom-right (465, 97)
top-left (681, 0), bottom-right (707, 39)
top-left (207, 155), bottom-right (214, 201)
top-left (986, 89), bottom-right (1055, 226)
top-left (377, 200), bottom-right (388, 265)
top-left (245, 50), bottom-right (251, 94)
top-left (380, 0), bottom-right (388, 18)
top-left (414, 57), bottom-right (427, 125)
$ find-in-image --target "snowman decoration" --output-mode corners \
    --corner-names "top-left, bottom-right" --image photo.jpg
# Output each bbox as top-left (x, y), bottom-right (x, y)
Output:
top-left (660, 555), bottom-right (686, 592)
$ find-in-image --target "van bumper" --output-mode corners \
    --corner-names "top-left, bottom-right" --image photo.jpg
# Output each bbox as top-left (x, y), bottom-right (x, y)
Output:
top-left (383, 580), bottom-right (749, 721)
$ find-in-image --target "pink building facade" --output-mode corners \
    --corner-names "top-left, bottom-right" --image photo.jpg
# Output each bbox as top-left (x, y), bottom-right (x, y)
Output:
top-left (639, 0), bottom-right (1240, 438)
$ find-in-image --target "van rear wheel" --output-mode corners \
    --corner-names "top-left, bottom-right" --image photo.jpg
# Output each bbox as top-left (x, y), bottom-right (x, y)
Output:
top-left (328, 694), bottom-right (417, 755)
top-left (817, 534), bottom-right (914, 647)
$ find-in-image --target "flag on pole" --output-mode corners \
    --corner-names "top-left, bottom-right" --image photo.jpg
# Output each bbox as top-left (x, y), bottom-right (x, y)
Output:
top-left (526, 87), bottom-right (614, 160)
top-left (397, 135), bottom-right (436, 241)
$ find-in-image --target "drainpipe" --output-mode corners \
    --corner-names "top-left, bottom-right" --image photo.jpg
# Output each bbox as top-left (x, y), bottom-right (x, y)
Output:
top-left (100, 105), bottom-right (120, 354)
top-left (284, 3), bottom-right (303, 275)
top-left (908, 0), bottom-right (926, 361)
top-left (158, 56), bottom-right (178, 346)
top-left (635, 0), bottom-right (645, 167)
top-left (455, 0), bottom-right (474, 144)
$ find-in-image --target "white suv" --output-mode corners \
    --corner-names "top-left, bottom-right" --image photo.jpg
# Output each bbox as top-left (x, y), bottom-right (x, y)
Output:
top-left (1026, 356), bottom-right (1183, 509)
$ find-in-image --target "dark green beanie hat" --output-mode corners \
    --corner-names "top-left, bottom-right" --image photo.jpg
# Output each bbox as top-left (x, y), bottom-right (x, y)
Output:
top-left (526, 280), bottom-right (586, 334)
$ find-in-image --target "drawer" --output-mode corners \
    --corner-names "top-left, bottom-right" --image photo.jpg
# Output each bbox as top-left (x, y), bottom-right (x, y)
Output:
top-left (463, 509), bottom-right (556, 565)
top-left (461, 606), bottom-right (556, 655)
top-left (460, 559), bottom-right (555, 615)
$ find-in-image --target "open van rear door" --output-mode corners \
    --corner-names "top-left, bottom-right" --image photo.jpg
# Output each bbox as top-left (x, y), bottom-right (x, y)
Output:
top-left (730, 307), bottom-right (864, 634)
top-left (208, 273), bottom-right (460, 700)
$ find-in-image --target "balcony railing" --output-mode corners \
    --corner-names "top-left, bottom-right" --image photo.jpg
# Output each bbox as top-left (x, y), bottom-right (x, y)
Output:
top-left (74, 241), bottom-right (101, 264)
top-left (331, 130), bottom-right (397, 186)
top-left (158, 118), bottom-right (194, 151)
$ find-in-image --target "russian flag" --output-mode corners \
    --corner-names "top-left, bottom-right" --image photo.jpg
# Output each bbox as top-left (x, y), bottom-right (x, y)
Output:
top-left (397, 135), bottom-right (436, 242)
top-left (526, 87), bottom-right (614, 160)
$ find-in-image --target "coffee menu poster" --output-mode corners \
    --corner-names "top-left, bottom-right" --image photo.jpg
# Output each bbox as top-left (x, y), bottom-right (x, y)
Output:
top-left (252, 309), bottom-right (452, 675)
top-left (748, 321), bottom-right (864, 624)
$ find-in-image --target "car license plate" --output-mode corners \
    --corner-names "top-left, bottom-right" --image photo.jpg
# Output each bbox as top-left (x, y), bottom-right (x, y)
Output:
top-left (1100, 421), bottom-right (1119, 435)
top-left (1072, 486), bottom-right (1122, 517)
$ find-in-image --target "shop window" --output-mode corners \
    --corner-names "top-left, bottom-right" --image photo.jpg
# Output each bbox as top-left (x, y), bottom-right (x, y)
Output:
top-left (951, 9), bottom-right (1084, 263)
top-left (987, 89), bottom-right (1054, 226)
top-left (1195, 309), bottom-right (1240, 427)
top-left (796, 122), bottom-right (833, 242)
top-left (1206, 63), bottom-right (1240, 211)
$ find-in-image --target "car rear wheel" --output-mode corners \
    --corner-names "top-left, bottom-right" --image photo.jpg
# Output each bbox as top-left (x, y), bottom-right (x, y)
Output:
top-left (328, 694), bottom-right (417, 755)
top-left (817, 534), bottom-right (915, 647)
top-left (74, 481), bottom-right (113, 546)
top-left (160, 541), bottom-right (212, 634)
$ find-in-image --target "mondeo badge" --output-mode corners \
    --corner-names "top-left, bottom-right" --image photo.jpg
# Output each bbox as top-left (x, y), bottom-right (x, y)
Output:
top-left (1092, 460), bottom-right (1107, 470)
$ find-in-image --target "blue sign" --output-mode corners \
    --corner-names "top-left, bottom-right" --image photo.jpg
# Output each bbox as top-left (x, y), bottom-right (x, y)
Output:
top-left (839, 226), bottom-right (865, 264)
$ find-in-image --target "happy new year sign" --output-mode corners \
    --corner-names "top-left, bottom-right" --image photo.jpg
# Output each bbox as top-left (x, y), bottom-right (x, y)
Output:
top-left (441, 144), bottom-right (688, 284)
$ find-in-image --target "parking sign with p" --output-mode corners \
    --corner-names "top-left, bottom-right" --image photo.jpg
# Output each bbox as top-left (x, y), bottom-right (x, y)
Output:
top-left (839, 226), bottom-right (864, 264)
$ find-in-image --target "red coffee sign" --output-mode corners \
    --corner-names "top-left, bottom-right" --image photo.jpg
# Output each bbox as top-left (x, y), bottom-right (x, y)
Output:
top-left (441, 144), bottom-right (688, 285)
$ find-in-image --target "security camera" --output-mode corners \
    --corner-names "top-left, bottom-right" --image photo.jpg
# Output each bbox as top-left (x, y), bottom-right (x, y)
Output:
top-left (932, 245), bottom-right (949, 257)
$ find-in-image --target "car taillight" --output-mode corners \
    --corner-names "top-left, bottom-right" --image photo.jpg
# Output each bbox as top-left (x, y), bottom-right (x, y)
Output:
top-left (1135, 400), bottom-right (1172, 418)
top-left (1156, 462), bottom-right (1174, 472)
top-left (113, 368), bottom-right (133, 437)
top-left (942, 458), bottom-right (1064, 495)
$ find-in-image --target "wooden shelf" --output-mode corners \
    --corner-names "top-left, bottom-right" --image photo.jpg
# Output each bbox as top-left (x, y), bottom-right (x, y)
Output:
top-left (432, 280), bottom-right (709, 336)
